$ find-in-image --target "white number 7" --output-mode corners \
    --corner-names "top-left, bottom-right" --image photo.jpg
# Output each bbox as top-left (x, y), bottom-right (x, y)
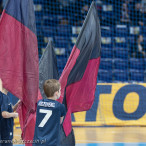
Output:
top-left (38, 109), bottom-right (52, 127)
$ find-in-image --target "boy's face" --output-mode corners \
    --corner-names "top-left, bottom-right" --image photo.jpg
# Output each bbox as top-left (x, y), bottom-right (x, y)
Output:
top-left (57, 88), bottom-right (61, 99)
top-left (54, 88), bottom-right (61, 100)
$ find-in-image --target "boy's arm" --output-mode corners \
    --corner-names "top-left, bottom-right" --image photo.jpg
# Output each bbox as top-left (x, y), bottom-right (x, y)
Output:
top-left (2, 111), bottom-right (18, 118)
top-left (12, 100), bottom-right (21, 112)
top-left (0, 78), bottom-right (20, 112)
top-left (60, 116), bottom-right (64, 124)
top-left (1, 87), bottom-right (18, 119)
top-left (0, 78), bottom-right (2, 92)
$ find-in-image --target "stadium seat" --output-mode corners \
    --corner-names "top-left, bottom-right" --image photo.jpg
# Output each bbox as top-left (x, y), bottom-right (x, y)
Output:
top-left (54, 48), bottom-right (66, 56)
top-left (142, 35), bottom-right (146, 49)
top-left (34, 2), bottom-right (44, 16)
top-left (98, 70), bottom-right (113, 82)
top-left (70, 36), bottom-right (77, 46)
top-left (114, 48), bottom-right (129, 59)
top-left (129, 70), bottom-right (144, 82)
top-left (37, 35), bottom-right (46, 49)
top-left (57, 57), bottom-right (67, 68)
top-left (144, 58), bottom-right (146, 71)
top-left (115, 25), bottom-right (128, 36)
top-left (128, 36), bottom-right (135, 49)
top-left (113, 69), bottom-right (129, 82)
top-left (72, 26), bottom-right (82, 36)
top-left (101, 26), bottom-right (113, 36)
top-left (43, 15), bottom-right (59, 26)
top-left (33, 0), bottom-right (44, 4)
top-left (36, 27), bottom-right (42, 36)
top-left (142, 26), bottom-right (146, 36)
top-left (54, 36), bottom-right (70, 48)
top-left (35, 16), bottom-right (42, 33)
top-left (56, 25), bottom-right (72, 36)
top-left (128, 36), bottom-right (135, 44)
top-left (101, 47), bottom-right (113, 58)
top-left (101, 5), bottom-right (114, 26)
top-left (101, 37), bottom-right (113, 48)
top-left (35, 11), bottom-right (44, 18)
top-left (42, 26), bottom-right (56, 36)
top-left (35, 16), bottom-right (42, 26)
top-left (99, 59), bottom-right (113, 70)
top-left (114, 37), bottom-right (127, 48)
top-left (129, 58), bottom-right (145, 71)
top-left (114, 26), bottom-right (128, 48)
top-left (128, 36), bottom-right (136, 56)
top-left (113, 59), bottom-right (128, 70)
top-left (129, 26), bottom-right (141, 36)
top-left (58, 69), bottom-right (63, 76)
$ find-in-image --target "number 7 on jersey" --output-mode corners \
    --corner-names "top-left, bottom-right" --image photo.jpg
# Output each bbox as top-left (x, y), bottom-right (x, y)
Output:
top-left (38, 109), bottom-right (52, 127)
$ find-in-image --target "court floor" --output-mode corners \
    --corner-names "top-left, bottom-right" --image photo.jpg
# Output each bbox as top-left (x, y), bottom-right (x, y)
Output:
top-left (13, 144), bottom-right (146, 146)
top-left (13, 127), bottom-right (146, 146)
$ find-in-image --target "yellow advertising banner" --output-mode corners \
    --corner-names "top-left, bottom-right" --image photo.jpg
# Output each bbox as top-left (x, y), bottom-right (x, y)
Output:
top-left (72, 83), bottom-right (146, 126)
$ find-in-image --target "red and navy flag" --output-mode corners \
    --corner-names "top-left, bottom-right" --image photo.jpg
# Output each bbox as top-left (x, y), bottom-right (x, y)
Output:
top-left (0, 0), bottom-right (39, 141)
top-left (39, 40), bottom-right (59, 99)
top-left (59, 1), bottom-right (101, 136)
top-left (38, 40), bottom-right (75, 145)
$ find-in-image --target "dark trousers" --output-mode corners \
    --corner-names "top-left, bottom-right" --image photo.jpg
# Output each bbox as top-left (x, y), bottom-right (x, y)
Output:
top-left (1, 143), bottom-right (12, 146)
top-left (0, 133), bottom-right (1, 146)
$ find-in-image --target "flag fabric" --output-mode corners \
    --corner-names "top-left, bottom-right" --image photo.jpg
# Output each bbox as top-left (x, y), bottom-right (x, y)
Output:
top-left (60, 126), bottom-right (75, 146)
top-left (23, 41), bottom-right (59, 146)
top-left (0, 0), bottom-right (39, 143)
top-left (38, 40), bottom-right (75, 145)
top-left (59, 1), bottom-right (101, 136)
top-left (39, 40), bottom-right (59, 99)
top-left (39, 40), bottom-right (75, 145)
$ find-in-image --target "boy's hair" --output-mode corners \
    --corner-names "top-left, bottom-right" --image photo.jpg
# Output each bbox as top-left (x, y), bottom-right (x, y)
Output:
top-left (43, 79), bottom-right (61, 97)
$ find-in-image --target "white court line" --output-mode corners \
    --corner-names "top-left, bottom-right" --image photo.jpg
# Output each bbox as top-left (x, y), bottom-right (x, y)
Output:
top-left (76, 140), bottom-right (146, 144)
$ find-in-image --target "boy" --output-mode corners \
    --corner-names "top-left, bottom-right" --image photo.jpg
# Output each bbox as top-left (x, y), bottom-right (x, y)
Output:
top-left (0, 79), bottom-right (19, 146)
top-left (33, 79), bottom-right (66, 146)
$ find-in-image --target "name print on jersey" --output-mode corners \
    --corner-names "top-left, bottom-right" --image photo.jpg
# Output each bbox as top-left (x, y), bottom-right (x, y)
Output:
top-left (38, 101), bottom-right (55, 108)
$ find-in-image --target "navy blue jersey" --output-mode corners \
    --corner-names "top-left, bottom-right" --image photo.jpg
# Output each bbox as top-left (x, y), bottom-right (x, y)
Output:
top-left (1, 93), bottom-right (14, 140)
top-left (0, 91), bottom-right (3, 120)
top-left (33, 99), bottom-right (66, 146)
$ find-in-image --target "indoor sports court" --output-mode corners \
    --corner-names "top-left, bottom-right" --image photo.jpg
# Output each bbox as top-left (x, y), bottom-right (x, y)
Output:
top-left (13, 126), bottom-right (146, 145)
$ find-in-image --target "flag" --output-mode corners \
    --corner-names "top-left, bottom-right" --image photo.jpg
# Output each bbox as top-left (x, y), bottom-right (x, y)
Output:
top-left (60, 126), bottom-right (75, 146)
top-left (0, 0), bottom-right (39, 142)
top-left (24, 41), bottom-right (59, 146)
top-left (59, 1), bottom-right (101, 136)
top-left (39, 40), bottom-right (59, 99)
top-left (39, 40), bottom-right (75, 145)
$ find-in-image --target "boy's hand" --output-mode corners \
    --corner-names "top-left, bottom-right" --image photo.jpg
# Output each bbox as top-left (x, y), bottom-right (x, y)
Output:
top-left (13, 100), bottom-right (22, 112)
top-left (13, 113), bottom-right (18, 118)
top-left (17, 99), bottom-right (21, 105)
top-left (0, 78), bottom-right (2, 84)
top-left (0, 78), bottom-right (2, 92)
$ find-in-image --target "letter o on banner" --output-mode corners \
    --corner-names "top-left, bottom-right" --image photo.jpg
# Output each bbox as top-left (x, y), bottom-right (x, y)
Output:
top-left (113, 85), bottom-right (146, 120)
